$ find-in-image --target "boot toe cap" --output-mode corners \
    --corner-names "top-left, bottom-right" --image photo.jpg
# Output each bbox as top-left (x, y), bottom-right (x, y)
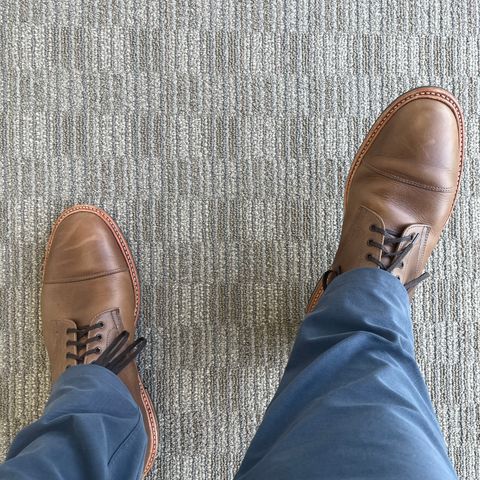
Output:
top-left (44, 208), bottom-right (128, 283)
top-left (364, 96), bottom-right (462, 191)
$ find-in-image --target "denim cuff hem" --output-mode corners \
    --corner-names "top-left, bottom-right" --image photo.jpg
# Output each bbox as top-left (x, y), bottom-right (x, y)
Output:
top-left (54, 363), bottom-right (129, 396)
top-left (327, 267), bottom-right (411, 305)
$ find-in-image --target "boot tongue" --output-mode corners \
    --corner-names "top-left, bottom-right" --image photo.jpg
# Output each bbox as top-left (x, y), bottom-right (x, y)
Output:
top-left (378, 225), bottom-right (409, 271)
top-left (379, 233), bottom-right (396, 270)
top-left (388, 224), bottom-right (429, 278)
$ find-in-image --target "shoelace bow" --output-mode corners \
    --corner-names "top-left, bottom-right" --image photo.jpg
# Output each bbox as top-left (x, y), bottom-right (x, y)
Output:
top-left (322, 224), bottom-right (429, 292)
top-left (66, 323), bottom-right (146, 375)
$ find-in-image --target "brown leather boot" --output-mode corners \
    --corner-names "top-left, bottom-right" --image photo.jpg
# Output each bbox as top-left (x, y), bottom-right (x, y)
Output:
top-left (41, 205), bottom-right (159, 476)
top-left (307, 87), bottom-right (464, 313)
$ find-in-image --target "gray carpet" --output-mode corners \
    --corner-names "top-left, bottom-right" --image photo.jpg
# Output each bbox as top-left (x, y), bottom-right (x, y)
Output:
top-left (0, 0), bottom-right (479, 479)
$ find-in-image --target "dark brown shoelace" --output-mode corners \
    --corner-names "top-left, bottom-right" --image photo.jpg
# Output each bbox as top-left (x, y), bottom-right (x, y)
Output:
top-left (93, 331), bottom-right (146, 374)
top-left (66, 324), bottom-right (146, 375)
top-left (322, 224), bottom-right (429, 292)
top-left (66, 322), bottom-right (105, 363)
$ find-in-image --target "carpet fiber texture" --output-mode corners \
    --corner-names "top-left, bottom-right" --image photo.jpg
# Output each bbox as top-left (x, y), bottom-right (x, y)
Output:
top-left (0, 1), bottom-right (479, 479)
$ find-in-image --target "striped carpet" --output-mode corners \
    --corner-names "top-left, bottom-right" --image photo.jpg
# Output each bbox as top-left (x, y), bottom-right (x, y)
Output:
top-left (0, 1), bottom-right (479, 479)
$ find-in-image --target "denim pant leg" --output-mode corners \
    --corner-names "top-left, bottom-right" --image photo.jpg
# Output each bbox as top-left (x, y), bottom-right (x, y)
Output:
top-left (236, 268), bottom-right (457, 480)
top-left (0, 364), bottom-right (147, 480)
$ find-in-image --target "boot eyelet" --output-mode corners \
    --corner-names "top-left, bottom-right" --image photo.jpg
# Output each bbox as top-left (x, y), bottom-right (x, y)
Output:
top-left (98, 322), bottom-right (104, 328)
top-left (366, 254), bottom-right (372, 260)
top-left (96, 334), bottom-right (103, 341)
top-left (95, 347), bottom-right (101, 354)
top-left (367, 240), bottom-right (373, 247)
top-left (396, 276), bottom-right (400, 280)
top-left (369, 224), bottom-right (376, 232)
top-left (400, 262), bottom-right (404, 268)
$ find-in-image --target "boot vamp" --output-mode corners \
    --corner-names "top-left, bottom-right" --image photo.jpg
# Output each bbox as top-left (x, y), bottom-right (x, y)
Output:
top-left (333, 97), bottom-right (461, 281)
top-left (42, 211), bottom-right (136, 383)
top-left (347, 97), bottom-right (460, 266)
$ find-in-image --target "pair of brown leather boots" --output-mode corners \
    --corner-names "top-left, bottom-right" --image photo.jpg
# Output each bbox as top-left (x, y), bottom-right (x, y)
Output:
top-left (41, 87), bottom-right (464, 476)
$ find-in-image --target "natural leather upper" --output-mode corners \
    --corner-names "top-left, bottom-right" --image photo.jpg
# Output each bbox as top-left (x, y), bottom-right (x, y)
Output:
top-left (324, 91), bottom-right (463, 299)
top-left (42, 211), bottom-right (136, 381)
top-left (41, 206), bottom-right (157, 475)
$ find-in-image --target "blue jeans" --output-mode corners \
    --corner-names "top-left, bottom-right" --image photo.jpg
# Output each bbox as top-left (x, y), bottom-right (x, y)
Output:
top-left (0, 269), bottom-right (457, 479)
top-left (0, 364), bottom-right (147, 480)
